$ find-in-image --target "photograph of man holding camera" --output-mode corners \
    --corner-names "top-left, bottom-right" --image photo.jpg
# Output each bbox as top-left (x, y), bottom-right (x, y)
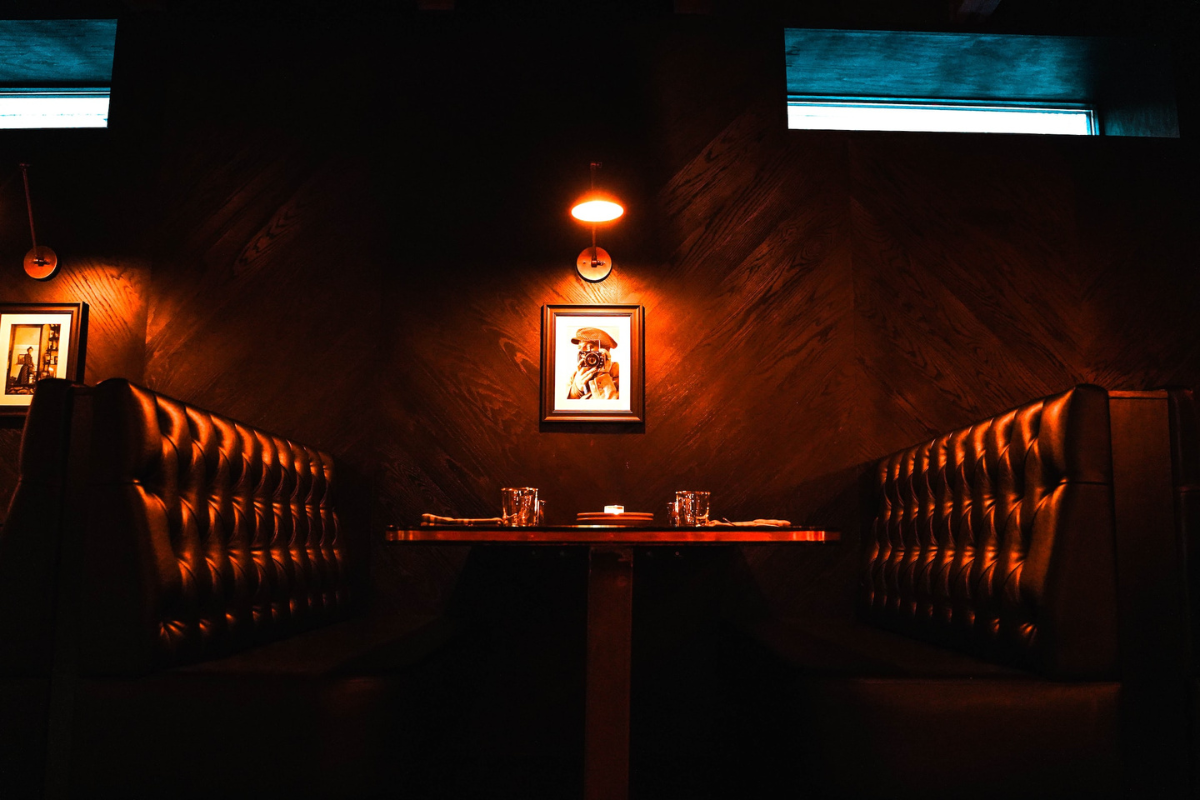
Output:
top-left (566, 326), bottom-right (620, 401)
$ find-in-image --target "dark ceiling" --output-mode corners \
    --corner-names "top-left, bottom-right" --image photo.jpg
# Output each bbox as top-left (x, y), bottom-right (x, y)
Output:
top-left (0, 0), bottom-right (1195, 38)
top-left (1, 0), bottom-right (1194, 136)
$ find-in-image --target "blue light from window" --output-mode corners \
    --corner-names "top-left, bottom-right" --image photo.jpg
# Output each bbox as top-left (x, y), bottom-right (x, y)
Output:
top-left (0, 92), bottom-right (109, 129)
top-left (787, 100), bottom-right (1095, 136)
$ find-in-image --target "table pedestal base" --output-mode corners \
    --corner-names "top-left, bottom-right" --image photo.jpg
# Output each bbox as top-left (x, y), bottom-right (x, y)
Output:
top-left (386, 526), bottom-right (837, 800)
top-left (585, 545), bottom-right (633, 800)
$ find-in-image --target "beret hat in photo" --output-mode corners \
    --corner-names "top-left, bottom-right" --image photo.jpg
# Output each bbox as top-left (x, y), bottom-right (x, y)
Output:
top-left (571, 327), bottom-right (618, 349)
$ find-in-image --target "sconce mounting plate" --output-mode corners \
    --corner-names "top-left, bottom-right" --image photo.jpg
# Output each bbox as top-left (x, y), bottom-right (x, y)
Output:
top-left (24, 246), bottom-right (59, 281)
top-left (576, 246), bottom-right (613, 282)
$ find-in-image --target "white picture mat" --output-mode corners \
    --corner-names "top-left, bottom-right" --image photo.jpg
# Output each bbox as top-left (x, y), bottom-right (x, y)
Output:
top-left (0, 313), bottom-right (73, 406)
top-left (553, 315), bottom-right (631, 413)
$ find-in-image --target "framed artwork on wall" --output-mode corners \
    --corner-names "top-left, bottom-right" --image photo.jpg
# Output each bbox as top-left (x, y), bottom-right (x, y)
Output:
top-left (0, 302), bottom-right (88, 415)
top-left (541, 304), bottom-right (644, 423)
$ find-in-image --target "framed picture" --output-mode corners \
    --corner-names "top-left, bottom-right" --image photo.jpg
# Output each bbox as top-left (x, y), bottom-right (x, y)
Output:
top-left (541, 304), bottom-right (644, 423)
top-left (0, 302), bottom-right (88, 415)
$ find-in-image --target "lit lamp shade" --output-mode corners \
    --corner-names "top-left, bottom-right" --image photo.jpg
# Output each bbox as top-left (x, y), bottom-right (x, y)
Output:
top-left (570, 192), bottom-right (624, 223)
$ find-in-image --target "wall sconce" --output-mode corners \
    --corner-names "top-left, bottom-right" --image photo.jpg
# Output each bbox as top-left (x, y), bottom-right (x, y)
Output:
top-left (570, 161), bottom-right (624, 282)
top-left (19, 163), bottom-right (58, 281)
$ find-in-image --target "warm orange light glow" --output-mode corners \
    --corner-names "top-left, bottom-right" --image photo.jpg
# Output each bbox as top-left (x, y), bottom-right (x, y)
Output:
top-left (571, 195), bottom-right (624, 223)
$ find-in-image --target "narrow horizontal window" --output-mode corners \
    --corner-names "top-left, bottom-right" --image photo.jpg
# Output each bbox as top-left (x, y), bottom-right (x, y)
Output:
top-left (786, 100), bottom-right (1096, 136)
top-left (0, 91), bottom-right (110, 129)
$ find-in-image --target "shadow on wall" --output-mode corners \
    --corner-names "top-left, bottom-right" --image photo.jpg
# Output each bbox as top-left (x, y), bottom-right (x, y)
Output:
top-left (738, 462), bottom-right (874, 621)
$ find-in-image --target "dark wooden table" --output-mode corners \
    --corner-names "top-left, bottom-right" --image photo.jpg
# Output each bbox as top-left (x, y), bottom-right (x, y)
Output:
top-left (385, 524), bottom-right (840, 800)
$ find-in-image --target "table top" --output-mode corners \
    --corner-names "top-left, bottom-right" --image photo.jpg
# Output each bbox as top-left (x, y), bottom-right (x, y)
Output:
top-left (385, 525), bottom-right (840, 545)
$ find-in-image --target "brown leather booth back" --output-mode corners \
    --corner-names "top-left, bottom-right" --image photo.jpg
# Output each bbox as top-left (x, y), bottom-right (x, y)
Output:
top-left (77, 380), bottom-right (352, 675)
top-left (1166, 388), bottom-right (1200, 671)
top-left (861, 385), bottom-right (1119, 679)
top-left (0, 381), bottom-right (79, 677)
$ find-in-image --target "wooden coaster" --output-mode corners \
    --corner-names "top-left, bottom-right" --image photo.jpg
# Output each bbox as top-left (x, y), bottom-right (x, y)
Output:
top-left (576, 512), bottom-right (656, 527)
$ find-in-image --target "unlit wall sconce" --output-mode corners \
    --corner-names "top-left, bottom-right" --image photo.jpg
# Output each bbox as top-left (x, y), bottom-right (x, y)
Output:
top-left (570, 161), bottom-right (623, 282)
top-left (19, 163), bottom-right (58, 280)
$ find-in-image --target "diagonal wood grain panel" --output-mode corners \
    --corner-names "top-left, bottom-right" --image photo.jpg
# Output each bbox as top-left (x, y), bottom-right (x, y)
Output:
top-left (850, 133), bottom-right (1094, 457)
top-left (0, 135), bottom-right (155, 520)
top-left (1070, 141), bottom-right (1200, 391)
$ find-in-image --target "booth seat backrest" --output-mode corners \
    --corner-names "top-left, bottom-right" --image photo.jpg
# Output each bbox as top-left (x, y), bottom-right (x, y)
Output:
top-left (0, 381), bottom-right (79, 677)
top-left (1166, 388), bottom-right (1200, 671)
top-left (0, 379), bottom-right (352, 681)
top-left (861, 384), bottom-right (1119, 679)
top-left (74, 379), bottom-right (352, 676)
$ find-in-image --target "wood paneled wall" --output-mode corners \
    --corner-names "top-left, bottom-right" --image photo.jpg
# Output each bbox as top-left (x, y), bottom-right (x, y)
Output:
top-left (3, 12), bottom-right (1198, 620)
top-left (0, 132), bottom-right (153, 510)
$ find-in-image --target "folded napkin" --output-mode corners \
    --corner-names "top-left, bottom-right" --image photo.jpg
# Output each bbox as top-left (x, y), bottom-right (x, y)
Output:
top-left (421, 513), bottom-right (506, 527)
top-left (704, 519), bottom-right (792, 527)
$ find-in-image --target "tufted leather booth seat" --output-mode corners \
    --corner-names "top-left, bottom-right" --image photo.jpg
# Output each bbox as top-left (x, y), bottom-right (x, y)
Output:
top-left (731, 385), bottom-right (1193, 799)
top-left (861, 384), bottom-right (1118, 678)
top-left (0, 379), bottom-right (463, 798)
top-left (80, 377), bottom-right (355, 676)
top-left (0, 380), bottom-right (77, 798)
top-left (1167, 388), bottom-right (1200, 790)
top-left (1167, 389), bottom-right (1200, 662)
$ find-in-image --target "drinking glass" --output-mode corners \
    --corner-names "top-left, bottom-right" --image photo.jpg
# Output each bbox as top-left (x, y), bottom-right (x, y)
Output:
top-left (501, 487), bottom-right (539, 527)
top-left (675, 491), bottom-right (711, 526)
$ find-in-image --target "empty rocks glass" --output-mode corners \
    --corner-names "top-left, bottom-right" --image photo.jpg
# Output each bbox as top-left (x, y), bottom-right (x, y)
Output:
top-left (674, 491), bottom-right (710, 526)
top-left (501, 487), bottom-right (539, 527)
